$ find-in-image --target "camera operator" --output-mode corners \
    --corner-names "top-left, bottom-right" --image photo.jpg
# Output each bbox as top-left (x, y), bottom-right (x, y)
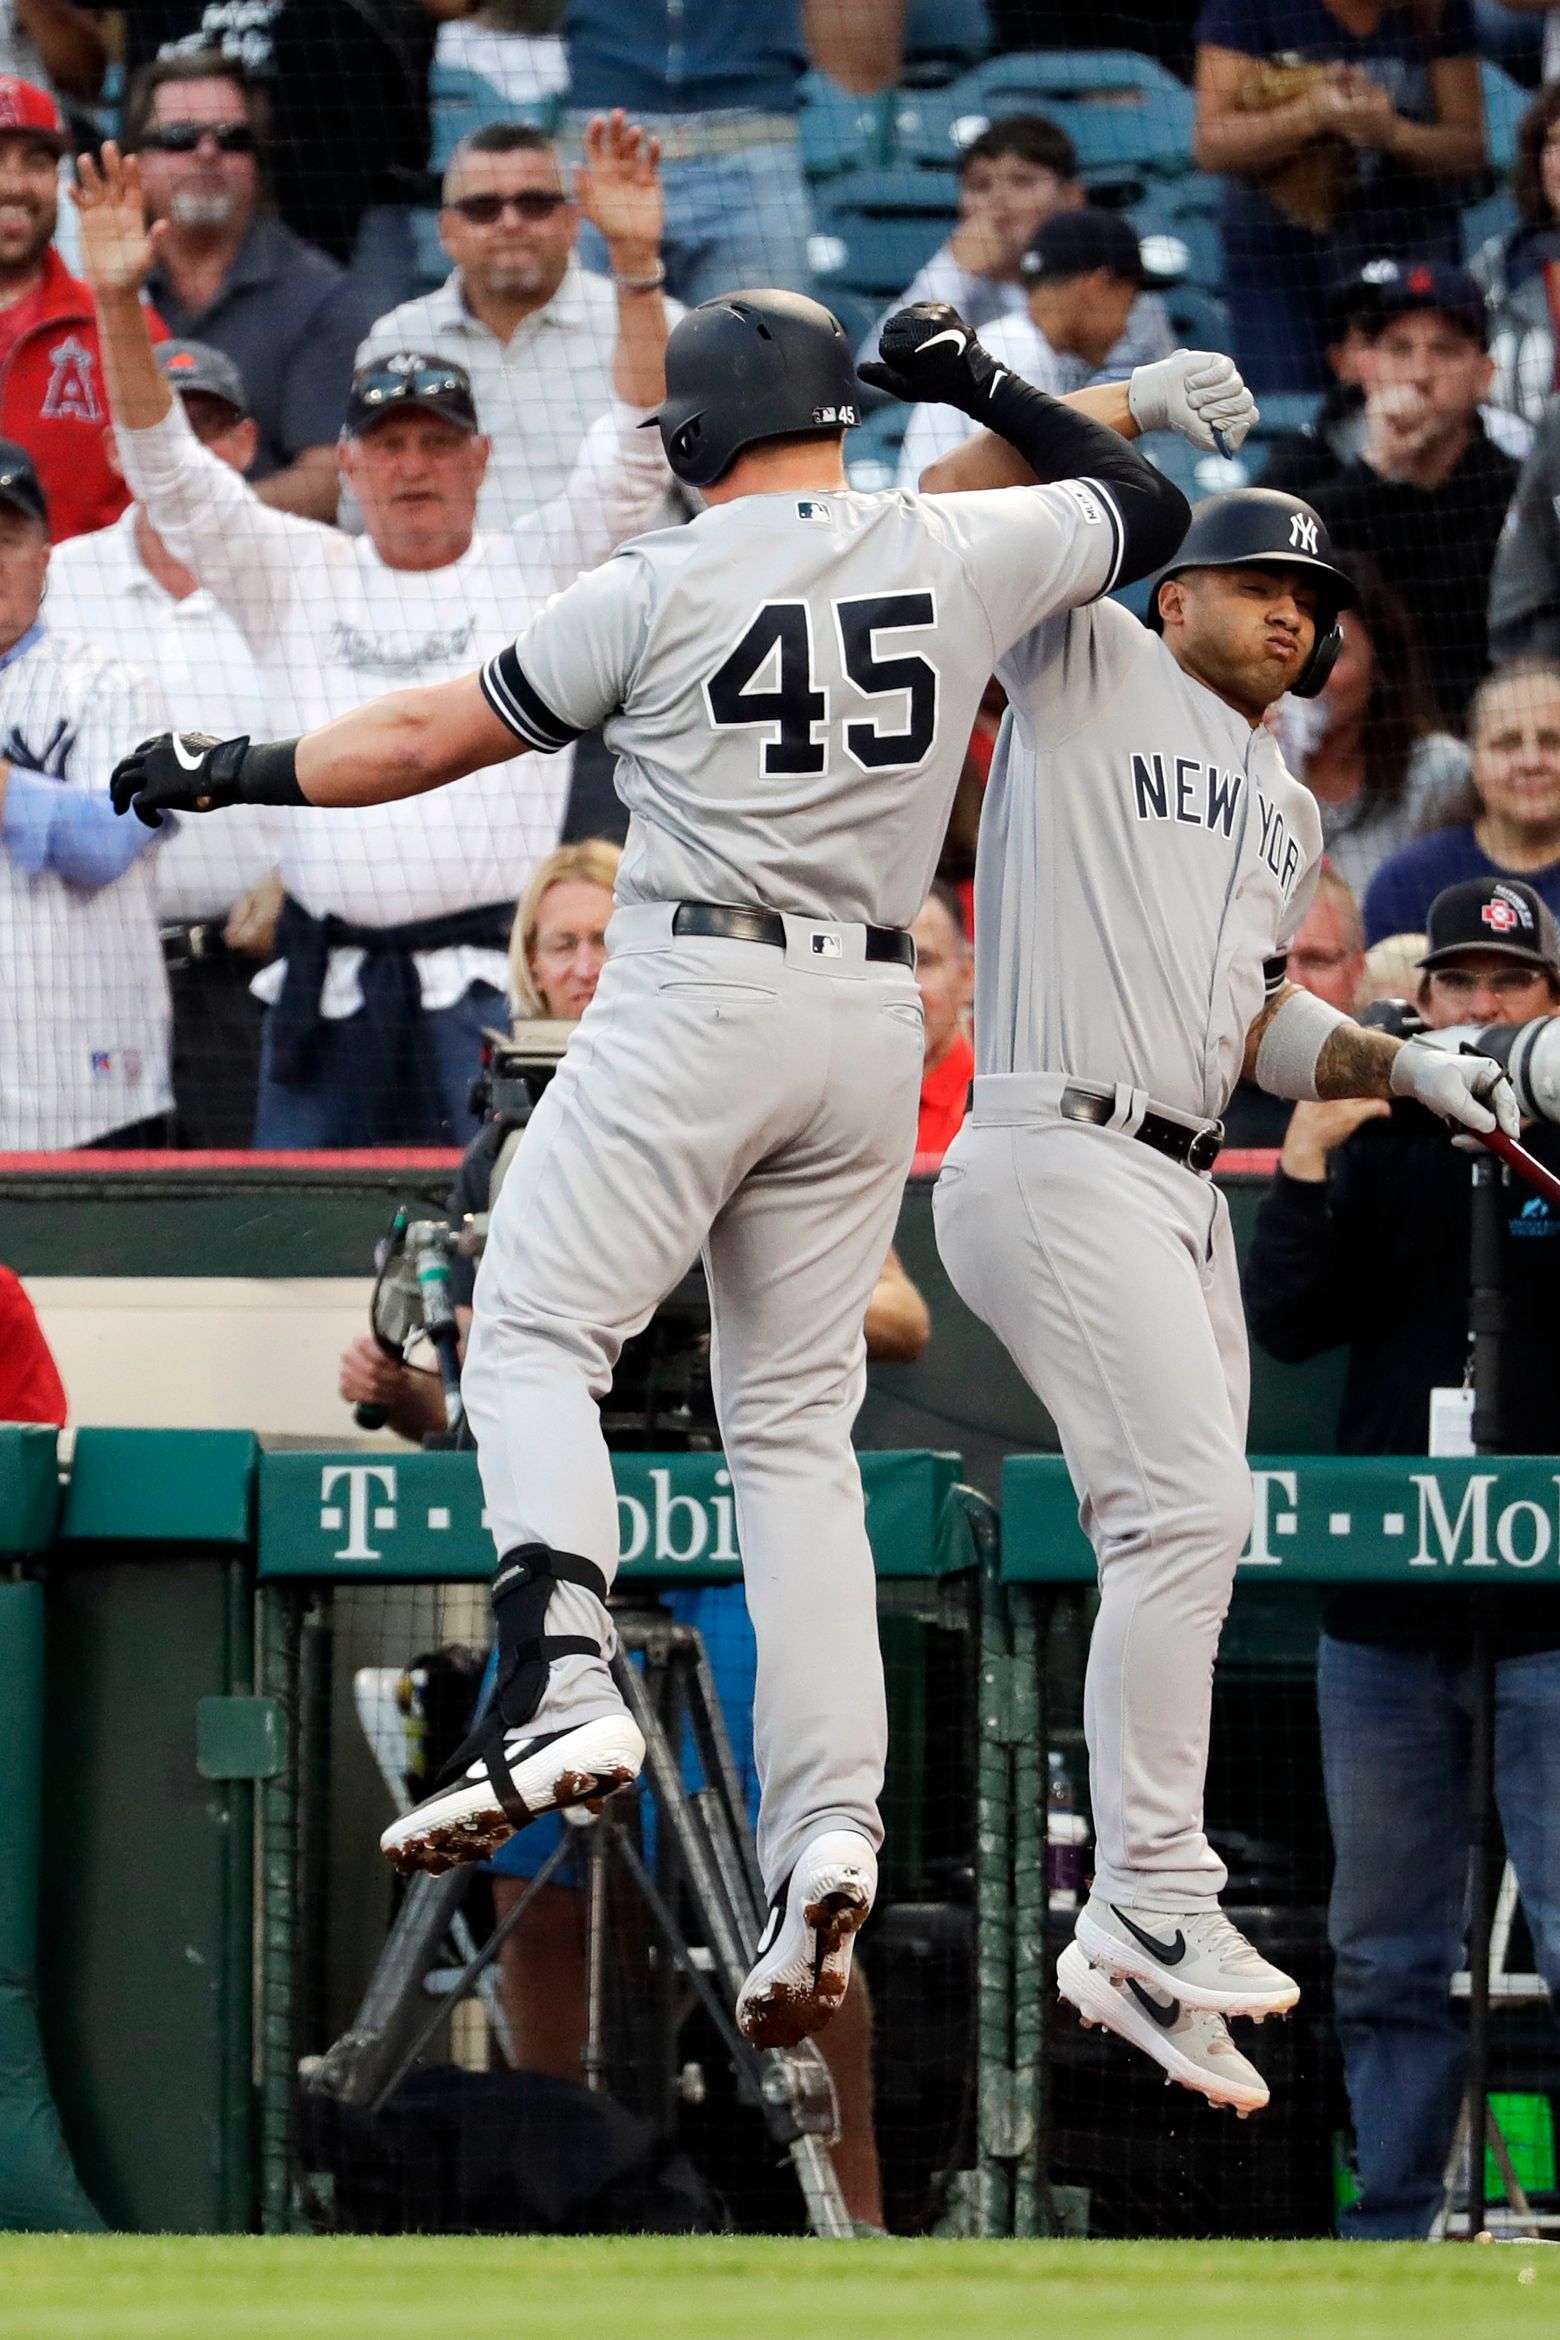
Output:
top-left (1246, 872), bottom-right (1560, 2240)
top-left (337, 839), bottom-right (619, 1437)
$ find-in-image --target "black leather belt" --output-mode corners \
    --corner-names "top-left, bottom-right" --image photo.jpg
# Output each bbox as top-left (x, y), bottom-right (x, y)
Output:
top-left (671, 900), bottom-right (915, 967)
top-left (1060, 1082), bottom-right (1224, 1175)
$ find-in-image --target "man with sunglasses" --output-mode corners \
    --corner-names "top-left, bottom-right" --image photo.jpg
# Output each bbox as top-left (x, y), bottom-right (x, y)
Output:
top-left (122, 49), bottom-right (377, 520)
top-left (359, 120), bottom-right (681, 527)
top-left (1247, 872), bottom-right (1560, 2236)
top-left (76, 119), bottom-right (672, 1148)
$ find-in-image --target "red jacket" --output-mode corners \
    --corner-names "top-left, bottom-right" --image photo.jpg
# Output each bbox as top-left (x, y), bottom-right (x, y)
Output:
top-left (0, 247), bottom-right (167, 541)
top-left (0, 1266), bottom-right (65, 1424)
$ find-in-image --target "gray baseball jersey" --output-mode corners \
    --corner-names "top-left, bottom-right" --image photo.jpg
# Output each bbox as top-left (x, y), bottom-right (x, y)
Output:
top-left (975, 596), bottom-right (1324, 1120)
top-left (480, 477), bottom-right (1128, 930)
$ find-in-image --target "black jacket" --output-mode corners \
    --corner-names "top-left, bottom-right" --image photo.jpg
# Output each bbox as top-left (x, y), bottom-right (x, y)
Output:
top-left (1312, 427), bottom-right (1519, 728)
top-left (1246, 1102), bottom-right (1560, 1650)
top-left (1489, 400), bottom-right (1560, 666)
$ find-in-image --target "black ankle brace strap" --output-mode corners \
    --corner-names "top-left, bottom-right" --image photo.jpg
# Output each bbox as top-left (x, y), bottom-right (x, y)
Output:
top-left (437, 1542), bottom-right (610, 1796)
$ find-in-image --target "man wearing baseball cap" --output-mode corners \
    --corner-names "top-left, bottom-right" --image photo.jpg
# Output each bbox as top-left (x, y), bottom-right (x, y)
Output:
top-left (0, 75), bottom-right (168, 539)
top-left (1307, 257), bottom-right (1518, 726)
top-left (895, 208), bottom-right (1152, 488)
top-left (1248, 866), bottom-right (1560, 2238)
top-left (47, 338), bottom-right (275, 1147)
top-left (77, 124), bottom-right (673, 1148)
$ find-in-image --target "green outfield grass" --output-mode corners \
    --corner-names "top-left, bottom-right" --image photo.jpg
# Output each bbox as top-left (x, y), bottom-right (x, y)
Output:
top-left (0, 2235), bottom-right (1554, 2340)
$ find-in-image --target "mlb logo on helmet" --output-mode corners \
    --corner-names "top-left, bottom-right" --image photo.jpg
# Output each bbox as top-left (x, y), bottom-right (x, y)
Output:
top-left (1482, 889), bottom-right (1530, 935)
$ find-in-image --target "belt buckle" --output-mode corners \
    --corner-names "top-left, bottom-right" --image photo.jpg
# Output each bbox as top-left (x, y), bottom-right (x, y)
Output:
top-left (1187, 1123), bottom-right (1223, 1174)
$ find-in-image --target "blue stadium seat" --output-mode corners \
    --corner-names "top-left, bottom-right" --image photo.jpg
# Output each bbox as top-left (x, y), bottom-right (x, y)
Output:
top-left (899, 50), bottom-right (1196, 175)
top-left (903, 0), bottom-right (994, 81)
top-left (845, 403), bottom-right (909, 490)
top-left (1130, 174), bottom-right (1223, 292)
top-left (428, 63), bottom-right (559, 172)
top-left (1158, 282), bottom-right (1234, 358)
top-left (797, 75), bottom-right (898, 180)
top-left (1480, 61), bottom-right (1529, 179)
top-left (811, 168), bottom-right (958, 301)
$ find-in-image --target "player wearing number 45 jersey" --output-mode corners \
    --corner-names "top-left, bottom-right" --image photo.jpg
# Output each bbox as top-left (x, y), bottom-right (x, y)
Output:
top-left (111, 291), bottom-right (1240, 2050)
top-left (880, 338), bottom-right (1526, 2113)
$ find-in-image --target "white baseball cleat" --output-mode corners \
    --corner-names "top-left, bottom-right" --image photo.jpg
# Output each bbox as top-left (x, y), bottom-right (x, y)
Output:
top-left (1057, 1940), bottom-right (1269, 2116)
top-left (736, 1830), bottom-right (877, 2049)
top-left (378, 1712), bottom-right (645, 1876)
top-left (1074, 1894), bottom-right (1300, 2017)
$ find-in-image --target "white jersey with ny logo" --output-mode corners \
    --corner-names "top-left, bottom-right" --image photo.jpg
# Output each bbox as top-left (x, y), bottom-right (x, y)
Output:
top-left (976, 596), bottom-right (1324, 1120)
top-left (480, 478), bottom-right (1128, 931)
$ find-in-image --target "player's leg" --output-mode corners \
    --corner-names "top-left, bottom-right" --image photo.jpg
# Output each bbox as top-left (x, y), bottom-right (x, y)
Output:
top-left (384, 936), bottom-right (802, 1873)
top-left (935, 1122), bottom-right (1294, 2019)
top-left (707, 977), bottom-right (922, 2045)
top-left (1319, 1632), bottom-right (1469, 2238)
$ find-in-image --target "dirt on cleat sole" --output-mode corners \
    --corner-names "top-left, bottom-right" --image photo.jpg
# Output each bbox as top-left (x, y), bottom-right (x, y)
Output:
top-left (383, 1761), bottom-right (637, 1878)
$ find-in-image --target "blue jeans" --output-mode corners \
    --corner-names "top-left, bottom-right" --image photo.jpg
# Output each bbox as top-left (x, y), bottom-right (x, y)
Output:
top-left (577, 131), bottom-right (814, 307)
top-left (253, 980), bottom-right (502, 1148)
top-left (1318, 1632), bottom-right (1560, 2239)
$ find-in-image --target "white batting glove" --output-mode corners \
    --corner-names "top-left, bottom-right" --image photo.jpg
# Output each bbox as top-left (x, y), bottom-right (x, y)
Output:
top-left (1127, 351), bottom-right (1259, 455)
top-left (1389, 1038), bottom-right (1520, 1138)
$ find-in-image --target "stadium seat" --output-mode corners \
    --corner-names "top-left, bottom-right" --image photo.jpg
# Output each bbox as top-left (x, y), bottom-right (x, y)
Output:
top-left (1159, 282), bottom-right (1234, 358)
top-left (1480, 61), bottom-right (1529, 179)
top-left (902, 0), bottom-right (994, 83)
top-left (797, 74), bottom-right (899, 180)
top-left (811, 168), bottom-right (957, 301)
top-left (429, 64), bottom-right (558, 173)
top-left (1129, 174), bottom-right (1223, 293)
top-left (899, 50), bottom-right (1196, 176)
top-left (846, 402), bottom-right (909, 490)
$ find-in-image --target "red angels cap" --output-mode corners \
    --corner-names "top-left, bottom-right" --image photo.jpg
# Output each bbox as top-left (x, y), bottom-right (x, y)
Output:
top-left (0, 78), bottom-right (69, 154)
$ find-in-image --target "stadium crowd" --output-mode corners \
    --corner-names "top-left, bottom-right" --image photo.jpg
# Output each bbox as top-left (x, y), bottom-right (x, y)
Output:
top-left (6, 0), bottom-right (1560, 2249)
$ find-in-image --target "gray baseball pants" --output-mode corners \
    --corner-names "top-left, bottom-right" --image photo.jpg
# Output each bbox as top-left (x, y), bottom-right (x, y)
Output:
top-left (933, 1077), bottom-right (1253, 1911)
top-left (462, 902), bottom-right (924, 1893)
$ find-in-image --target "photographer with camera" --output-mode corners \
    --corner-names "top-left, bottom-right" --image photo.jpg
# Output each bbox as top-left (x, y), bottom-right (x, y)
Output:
top-left (1246, 872), bottom-right (1560, 2239)
top-left (337, 839), bottom-right (618, 1438)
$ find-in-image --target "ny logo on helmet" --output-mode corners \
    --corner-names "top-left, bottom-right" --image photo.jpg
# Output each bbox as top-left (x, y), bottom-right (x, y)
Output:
top-left (1288, 512), bottom-right (1319, 556)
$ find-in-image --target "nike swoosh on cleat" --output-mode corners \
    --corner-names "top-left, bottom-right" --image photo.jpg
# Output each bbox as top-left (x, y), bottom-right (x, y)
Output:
top-left (1124, 1977), bottom-right (1182, 2030)
top-left (915, 328), bottom-right (969, 357)
top-left (754, 1899), bottom-right (785, 1958)
top-left (1112, 1906), bottom-right (1188, 1964)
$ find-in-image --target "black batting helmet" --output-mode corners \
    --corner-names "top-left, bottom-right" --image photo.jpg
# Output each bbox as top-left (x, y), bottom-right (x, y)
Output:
top-left (1146, 488), bottom-right (1358, 697)
top-left (645, 290), bottom-right (860, 488)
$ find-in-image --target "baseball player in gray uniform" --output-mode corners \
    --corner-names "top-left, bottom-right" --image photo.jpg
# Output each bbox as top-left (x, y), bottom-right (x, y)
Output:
top-left (110, 293), bottom-right (1246, 2049)
top-left (879, 331), bottom-right (1520, 2109)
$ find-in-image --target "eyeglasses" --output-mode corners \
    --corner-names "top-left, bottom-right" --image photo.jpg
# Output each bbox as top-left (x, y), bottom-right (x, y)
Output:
top-left (445, 191), bottom-right (568, 226)
top-left (1430, 968), bottom-right (1550, 1002)
top-left (141, 122), bottom-right (257, 156)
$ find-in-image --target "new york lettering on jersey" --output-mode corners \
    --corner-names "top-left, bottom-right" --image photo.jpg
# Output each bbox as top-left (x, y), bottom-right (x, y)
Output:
top-left (1130, 750), bottom-right (1305, 893)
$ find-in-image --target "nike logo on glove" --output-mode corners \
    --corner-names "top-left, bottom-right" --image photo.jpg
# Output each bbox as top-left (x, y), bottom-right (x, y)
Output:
top-left (171, 734), bottom-right (208, 772)
top-left (1124, 1977), bottom-right (1183, 2029)
top-left (915, 328), bottom-right (970, 357)
top-left (1112, 1906), bottom-right (1188, 1964)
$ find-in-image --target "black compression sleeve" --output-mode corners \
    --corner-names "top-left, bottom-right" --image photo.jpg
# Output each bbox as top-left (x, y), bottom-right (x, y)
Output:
top-left (969, 374), bottom-right (1191, 586)
top-left (236, 738), bottom-right (307, 806)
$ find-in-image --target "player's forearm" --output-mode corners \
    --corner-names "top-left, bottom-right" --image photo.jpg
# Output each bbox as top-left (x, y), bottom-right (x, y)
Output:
top-left (1314, 1021), bottom-right (1399, 1101)
top-left (93, 283), bottom-right (174, 432)
top-left (921, 383), bottom-right (1139, 492)
top-left (295, 671), bottom-right (522, 807)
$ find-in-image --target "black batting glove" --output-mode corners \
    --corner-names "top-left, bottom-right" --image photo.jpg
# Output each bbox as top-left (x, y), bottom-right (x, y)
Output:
top-left (858, 303), bottom-right (1006, 414)
top-left (110, 732), bottom-right (251, 829)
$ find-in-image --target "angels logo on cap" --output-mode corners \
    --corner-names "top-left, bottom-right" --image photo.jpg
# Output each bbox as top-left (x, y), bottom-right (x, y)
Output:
top-left (1483, 887), bottom-right (1532, 935)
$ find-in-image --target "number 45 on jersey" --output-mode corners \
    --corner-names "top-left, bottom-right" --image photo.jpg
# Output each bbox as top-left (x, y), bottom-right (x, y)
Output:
top-left (705, 594), bottom-right (940, 776)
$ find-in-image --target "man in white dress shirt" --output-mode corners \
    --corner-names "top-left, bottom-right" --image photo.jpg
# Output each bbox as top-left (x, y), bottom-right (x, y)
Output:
top-left (78, 118), bottom-right (673, 1148)
top-left (896, 210), bottom-right (1151, 489)
top-left (359, 120), bottom-right (680, 529)
top-left (47, 337), bottom-right (274, 1147)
